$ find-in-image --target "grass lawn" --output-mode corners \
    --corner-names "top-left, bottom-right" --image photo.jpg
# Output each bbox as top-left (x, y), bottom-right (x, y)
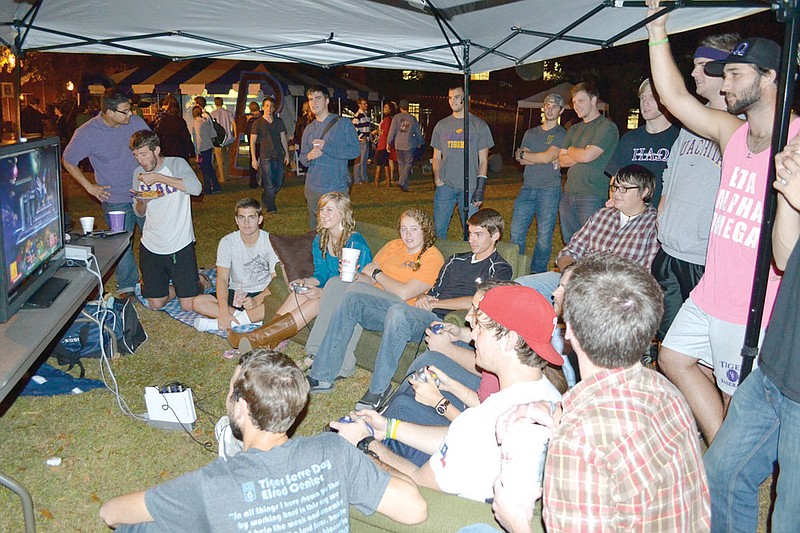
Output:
top-left (0, 162), bottom-right (771, 531)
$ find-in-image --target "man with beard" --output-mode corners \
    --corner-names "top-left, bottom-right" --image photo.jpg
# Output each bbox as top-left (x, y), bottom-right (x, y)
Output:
top-left (129, 130), bottom-right (203, 311)
top-left (646, 0), bottom-right (799, 443)
top-left (100, 349), bottom-right (427, 531)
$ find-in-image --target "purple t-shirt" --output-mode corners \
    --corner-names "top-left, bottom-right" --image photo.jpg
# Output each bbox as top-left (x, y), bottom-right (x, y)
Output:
top-left (63, 114), bottom-right (150, 204)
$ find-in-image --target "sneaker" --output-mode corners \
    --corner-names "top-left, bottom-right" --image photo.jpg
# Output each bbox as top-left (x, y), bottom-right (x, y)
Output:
top-left (194, 317), bottom-right (219, 332)
top-left (307, 376), bottom-right (334, 394)
top-left (355, 385), bottom-right (393, 412)
top-left (214, 416), bottom-right (243, 460)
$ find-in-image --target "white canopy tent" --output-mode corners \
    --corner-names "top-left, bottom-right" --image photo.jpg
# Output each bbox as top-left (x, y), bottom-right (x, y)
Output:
top-left (2, 4), bottom-right (799, 532)
top-left (2, 1), bottom-right (767, 73)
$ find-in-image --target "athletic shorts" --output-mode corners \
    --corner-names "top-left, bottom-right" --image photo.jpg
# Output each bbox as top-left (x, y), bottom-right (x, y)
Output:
top-left (375, 149), bottom-right (389, 166)
top-left (140, 242), bottom-right (200, 300)
top-left (662, 297), bottom-right (762, 395)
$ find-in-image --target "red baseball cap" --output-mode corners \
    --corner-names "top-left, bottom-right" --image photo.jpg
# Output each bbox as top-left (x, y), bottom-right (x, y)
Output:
top-left (478, 286), bottom-right (562, 366)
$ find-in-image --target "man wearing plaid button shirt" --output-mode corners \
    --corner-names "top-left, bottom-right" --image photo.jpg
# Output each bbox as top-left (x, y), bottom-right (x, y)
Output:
top-left (492, 253), bottom-right (709, 532)
top-left (515, 163), bottom-right (659, 303)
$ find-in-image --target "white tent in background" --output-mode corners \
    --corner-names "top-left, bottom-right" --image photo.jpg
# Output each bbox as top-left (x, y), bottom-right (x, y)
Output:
top-left (513, 82), bottom-right (609, 156)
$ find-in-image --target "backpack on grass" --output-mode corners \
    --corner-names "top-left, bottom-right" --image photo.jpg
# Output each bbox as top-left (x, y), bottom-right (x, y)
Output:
top-left (51, 298), bottom-right (147, 376)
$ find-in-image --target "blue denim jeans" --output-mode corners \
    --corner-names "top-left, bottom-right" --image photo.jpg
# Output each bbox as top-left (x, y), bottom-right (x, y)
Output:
top-left (434, 183), bottom-right (479, 239)
top-left (383, 350), bottom-right (482, 467)
top-left (396, 149), bottom-right (414, 188)
top-left (510, 186), bottom-right (561, 273)
top-left (103, 202), bottom-right (143, 294)
top-left (198, 148), bottom-right (221, 193)
top-left (558, 192), bottom-right (604, 244)
top-left (259, 157), bottom-right (285, 212)
top-left (354, 140), bottom-right (369, 183)
top-left (308, 283), bottom-right (405, 386)
top-left (705, 368), bottom-right (800, 533)
top-left (515, 271), bottom-right (561, 302)
top-left (368, 304), bottom-right (437, 395)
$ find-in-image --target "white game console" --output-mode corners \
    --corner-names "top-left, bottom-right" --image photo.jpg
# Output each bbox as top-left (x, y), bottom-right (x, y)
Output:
top-left (144, 386), bottom-right (197, 431)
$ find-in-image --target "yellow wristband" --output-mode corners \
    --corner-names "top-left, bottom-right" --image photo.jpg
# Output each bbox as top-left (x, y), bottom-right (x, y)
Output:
top-left (648, 38), bottom-right (669, 48)
top-left (391, 420), bottom-right (400, 440)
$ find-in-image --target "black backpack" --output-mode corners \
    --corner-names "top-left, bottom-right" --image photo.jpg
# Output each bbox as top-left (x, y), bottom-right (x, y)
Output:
top-left (51, 298), bottom-right (147, 376)
top-left (211, 117), bottom-right (226, 147)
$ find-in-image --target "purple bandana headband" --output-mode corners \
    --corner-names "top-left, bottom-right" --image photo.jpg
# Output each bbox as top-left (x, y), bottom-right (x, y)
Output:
top-left (694, 46), bottom-right (730, 61)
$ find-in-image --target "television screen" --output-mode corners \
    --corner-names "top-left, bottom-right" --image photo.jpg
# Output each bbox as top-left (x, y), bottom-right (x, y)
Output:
top-left (0, 137), bottom-right (65, 322)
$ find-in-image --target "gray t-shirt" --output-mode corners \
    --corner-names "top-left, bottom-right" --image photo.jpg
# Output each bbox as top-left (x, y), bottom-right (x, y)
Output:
top-left (431, 113), bottom-right (494, 190)
top-left (120, 433), bottom-right (389, 532)
top-left (216, 230), bottom-right (279, 293)
top-left (520, 124), bottom-right (566, 189)
top-left (658, 126), bottom-right (722, 265)
top-left (387, 112), bottom-right (422, 151)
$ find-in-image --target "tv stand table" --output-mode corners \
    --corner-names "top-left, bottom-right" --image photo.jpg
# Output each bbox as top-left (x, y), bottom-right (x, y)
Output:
top-left (0, 232), bottom-right (130, 533)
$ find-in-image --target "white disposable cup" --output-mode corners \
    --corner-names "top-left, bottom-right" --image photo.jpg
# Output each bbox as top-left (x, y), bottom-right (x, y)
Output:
top-left (79, 216), bottom-right (95, 234)
top-left (340, 248), bottom-right (361, 282)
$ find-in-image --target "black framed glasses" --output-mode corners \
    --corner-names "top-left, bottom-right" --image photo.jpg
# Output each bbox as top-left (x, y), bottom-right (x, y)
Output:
top-left (609, 184), bottom-right (640, 194)
top-left (113, 108), bottom-right (133, 115)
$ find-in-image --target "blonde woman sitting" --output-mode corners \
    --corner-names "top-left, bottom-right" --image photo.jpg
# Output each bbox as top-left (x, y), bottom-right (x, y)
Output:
top-left (229, 192), bottom-right (372, 350)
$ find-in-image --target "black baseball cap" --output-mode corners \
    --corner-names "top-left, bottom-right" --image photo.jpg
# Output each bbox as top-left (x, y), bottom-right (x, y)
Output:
top-left (705, 37), bottom-right (781, 76)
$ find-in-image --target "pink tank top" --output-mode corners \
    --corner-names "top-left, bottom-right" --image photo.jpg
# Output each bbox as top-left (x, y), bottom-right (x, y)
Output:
top-left (691, 120), bottom-right (798, 324)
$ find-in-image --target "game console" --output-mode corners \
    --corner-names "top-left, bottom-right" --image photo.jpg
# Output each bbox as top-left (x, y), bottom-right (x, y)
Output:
top-left (144, 386), bottom-right (197, 431)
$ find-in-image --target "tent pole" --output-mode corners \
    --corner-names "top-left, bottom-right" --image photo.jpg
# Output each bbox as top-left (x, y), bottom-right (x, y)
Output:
top-left (739, 0), bottom-right (800, 384)
top-left (512, 106), bottom-right (519, 159)
top-left (462, 41), bottom-right (471, 241)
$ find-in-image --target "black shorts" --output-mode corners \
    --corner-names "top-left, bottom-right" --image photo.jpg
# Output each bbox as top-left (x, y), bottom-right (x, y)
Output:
top-left (226, 289), bottom-right (263, 311)
top-left (140, 242), bottom-right (200, 299)
top-left (375, 149), bottom-right (389, 166)
top-left (651, 248), bottom-right (705, 341)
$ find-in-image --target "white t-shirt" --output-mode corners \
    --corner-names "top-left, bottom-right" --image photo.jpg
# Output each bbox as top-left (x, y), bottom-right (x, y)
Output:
top-left (135, 157), bottom-right (202, 255)
top-left (216, 230), bottom-right (279, 293)
top-left (429, 378), bottom-right (562, 502)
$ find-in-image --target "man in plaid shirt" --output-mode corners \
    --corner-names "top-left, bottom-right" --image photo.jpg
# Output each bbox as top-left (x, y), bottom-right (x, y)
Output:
top-left (515, 163), bottom-right (658, 302)
top-left (491, 253), bottom-right (709, 532)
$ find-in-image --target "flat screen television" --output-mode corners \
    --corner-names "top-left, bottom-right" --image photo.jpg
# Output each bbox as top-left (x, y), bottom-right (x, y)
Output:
top-left (0, 137), bottom-right (67, 323)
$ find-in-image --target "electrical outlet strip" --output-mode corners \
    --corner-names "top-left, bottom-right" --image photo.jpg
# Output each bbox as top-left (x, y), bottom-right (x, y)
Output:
top-left (144, 386), bottom-right (197, 431)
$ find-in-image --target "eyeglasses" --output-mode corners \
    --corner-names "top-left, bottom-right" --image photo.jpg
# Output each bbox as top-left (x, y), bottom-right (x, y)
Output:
top-left (112, 108), bottom-right (133, 115)
top-left (609, 184), bottom-right (640, 194)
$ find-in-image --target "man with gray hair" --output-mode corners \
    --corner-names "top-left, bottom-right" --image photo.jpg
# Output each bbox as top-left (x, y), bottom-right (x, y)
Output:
top-left (511, 93), bottom-right (567, 273)
top-left (604, 78), bottom-right (678, 207)
top-left (100, 349), bottom-right (427, 531)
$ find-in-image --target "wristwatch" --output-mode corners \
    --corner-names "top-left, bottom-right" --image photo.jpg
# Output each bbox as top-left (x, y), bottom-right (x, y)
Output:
top-left (371, 268), bottom-right (382, 281)
top-left (357, 435), bottom-right (376, 454)
top-left (435, 397), bottom-right (450, 416)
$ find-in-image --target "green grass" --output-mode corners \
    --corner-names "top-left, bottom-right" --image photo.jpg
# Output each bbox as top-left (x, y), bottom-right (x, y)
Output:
top-left (0, 164), bottom-right (543, 532)
top-left (0, 163), bottom-right (771, 531)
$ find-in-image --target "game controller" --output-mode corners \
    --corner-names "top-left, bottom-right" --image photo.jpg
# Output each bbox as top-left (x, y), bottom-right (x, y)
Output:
top-left (412, 366), bottom-right (441, 387)
top-left (338, 416), bottom-right (374, 435)
top-left (290, 281), bottom-right (310, 294)
top-left (430, 323), bottom-right (445, 334)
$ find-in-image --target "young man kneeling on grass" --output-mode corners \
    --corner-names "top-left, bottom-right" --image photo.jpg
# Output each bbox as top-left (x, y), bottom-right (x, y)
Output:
top-left (100, 349), bottom-right (427, 531)
top-left (330, 286), bottom-right (562, 503)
